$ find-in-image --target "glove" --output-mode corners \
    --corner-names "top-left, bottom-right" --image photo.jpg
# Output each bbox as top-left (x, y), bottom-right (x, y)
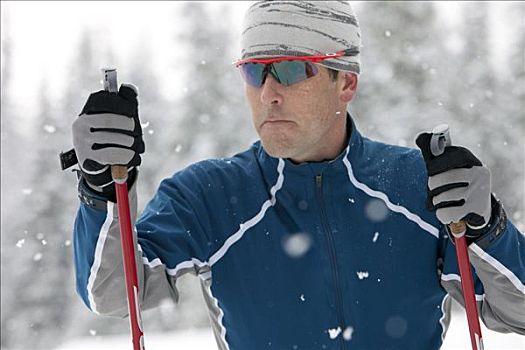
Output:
top-left (415, 132), bottom-right (493, 238)
top-left (72, 83), bottom-right (145, 202)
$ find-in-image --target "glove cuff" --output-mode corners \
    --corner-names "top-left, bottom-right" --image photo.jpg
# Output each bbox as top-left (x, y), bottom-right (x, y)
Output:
top-left (78, 168), bottom-right (138, 208)
top-left (78, 176), bottom-right (111, 211)
top-left (466, 195), bottom-right (507, 248)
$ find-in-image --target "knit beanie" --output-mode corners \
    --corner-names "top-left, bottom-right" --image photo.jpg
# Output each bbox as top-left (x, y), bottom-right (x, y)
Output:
top-left (241, 1), bottom-right (362, 74)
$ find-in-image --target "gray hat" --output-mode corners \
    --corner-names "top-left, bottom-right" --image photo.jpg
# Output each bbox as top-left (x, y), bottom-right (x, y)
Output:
top-left (241, 1), bottom-right (361, 74)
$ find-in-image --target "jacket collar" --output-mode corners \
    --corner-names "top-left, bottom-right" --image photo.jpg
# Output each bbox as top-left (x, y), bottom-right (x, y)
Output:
top-left (256, 113), bottom-right (365, 179)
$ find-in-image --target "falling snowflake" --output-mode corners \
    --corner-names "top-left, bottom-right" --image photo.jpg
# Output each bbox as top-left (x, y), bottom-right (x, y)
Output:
top-left (328, 327), bottom-right (342, 339)
top-left (365, 199), bottom-right (389, 222)
top-left (298, 200), bottom-right (308, 210)
top-left (372, 232), bottom-right (380, 242)
top-left (33, 253), bottom-right (43, 261)
top-left (43, 125), bottom-right (56, 133)
top-left (282, 233), bottom-right (312, 258)
top-left (16, 239), bottom-right (25, 248)
top-left (343, 326), bottom-right (354, 340)
top-left (357, 271), bottom-right (369, 280)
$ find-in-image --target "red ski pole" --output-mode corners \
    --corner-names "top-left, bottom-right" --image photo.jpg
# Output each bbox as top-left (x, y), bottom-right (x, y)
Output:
top-left (102, 68), bottom-right (145, 350)
top-left (431, 125), bottom-right (483, 350)
top-left (449, 222), bottom-right (484, 350)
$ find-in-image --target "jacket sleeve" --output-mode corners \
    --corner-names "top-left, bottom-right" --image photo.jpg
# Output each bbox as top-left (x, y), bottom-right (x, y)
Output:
top-left (73, 172), bottom-right (213, 318)
top-left (439, 200), bottom-right (525, 334)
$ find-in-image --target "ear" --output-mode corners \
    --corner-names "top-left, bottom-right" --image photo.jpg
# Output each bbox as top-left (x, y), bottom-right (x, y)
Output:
top-left (339, 72), bottom-right (358, 103)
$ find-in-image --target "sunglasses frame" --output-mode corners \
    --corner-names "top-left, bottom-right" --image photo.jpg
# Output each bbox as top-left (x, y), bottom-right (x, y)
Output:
top-left (233, 48), bottom-right (357, 67)
top-left (234, 48), bottom-right (359, 87)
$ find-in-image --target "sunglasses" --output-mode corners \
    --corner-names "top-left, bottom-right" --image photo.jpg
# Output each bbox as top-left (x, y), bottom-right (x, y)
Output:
top-left (234, 48), bottom-right (358, 87)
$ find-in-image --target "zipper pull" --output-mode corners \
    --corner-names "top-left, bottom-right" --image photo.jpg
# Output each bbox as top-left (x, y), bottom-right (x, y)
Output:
top-left (316, 174), bottom-right (322, 187)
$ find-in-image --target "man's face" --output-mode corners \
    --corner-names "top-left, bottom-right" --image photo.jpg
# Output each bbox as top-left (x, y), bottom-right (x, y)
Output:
top-left (245, 64), bottom-right (349, 163)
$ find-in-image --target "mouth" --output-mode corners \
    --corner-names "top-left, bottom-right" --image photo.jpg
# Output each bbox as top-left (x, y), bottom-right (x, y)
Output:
top-left (261, 118), bottom-right (295, 127)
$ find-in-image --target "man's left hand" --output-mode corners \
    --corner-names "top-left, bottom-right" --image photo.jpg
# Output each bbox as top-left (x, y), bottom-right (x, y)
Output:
top-left (415, 133), bottom-right (492, 234)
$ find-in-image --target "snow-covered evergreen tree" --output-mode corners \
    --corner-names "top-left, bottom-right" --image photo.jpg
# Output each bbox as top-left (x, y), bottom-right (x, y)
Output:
top-left (352, 2), bottom-right (447, 144)
top-left (161, 2), bottom-right (255, 177)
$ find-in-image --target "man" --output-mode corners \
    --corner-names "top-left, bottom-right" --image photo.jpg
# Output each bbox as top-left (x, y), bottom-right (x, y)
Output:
top-left (71, 1), bottom-right (525, 349)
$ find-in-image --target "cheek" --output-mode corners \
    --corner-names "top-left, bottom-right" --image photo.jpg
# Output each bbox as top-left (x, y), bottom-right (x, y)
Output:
top-left (291, 84), bottom-right (332, 115)
top-left (245, 86), bottom-right (261, 112)
top-left (288, 86), bottom-right (315, 111)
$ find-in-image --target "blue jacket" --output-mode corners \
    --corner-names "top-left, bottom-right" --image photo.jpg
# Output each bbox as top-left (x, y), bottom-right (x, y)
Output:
top-left (74, 117), bottom-right (525, 349)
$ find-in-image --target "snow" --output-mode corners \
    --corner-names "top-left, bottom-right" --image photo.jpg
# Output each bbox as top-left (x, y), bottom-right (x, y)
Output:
top-left (53, 314), bottom-right (525, 350)
top-left (54, 329), bottom-right (217, 350)
top-left (282, 233), bottom-right (312, 258)
top-left (298, 200), bottom-right (308, 210)
top-left (43, 124), bottom-right (56, 133)
top-left (356, 271), bottom-right (369, 280)
top-left (443, 311), bottom-right (525, 349)
top-left (21, 188), bottom-right (33, 195)
top-left (364, 199), bottom-right (389, 222)
top-left (342, 326), bottom-right (354, 341)
top-left (327, 327), bottom-right (342, 339)
top-left (32, 252), bottom-right (43, 261)
top-left (2, 2), bottom-right (523, 350)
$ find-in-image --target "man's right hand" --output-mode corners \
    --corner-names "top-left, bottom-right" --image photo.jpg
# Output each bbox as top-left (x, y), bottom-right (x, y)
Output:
top-left (72, 83), bottom-right (145, 201)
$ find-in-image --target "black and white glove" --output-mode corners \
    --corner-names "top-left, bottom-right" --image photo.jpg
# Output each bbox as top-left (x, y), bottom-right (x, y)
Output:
top-left (72, 84), bottom-right (145, 202)
top-left (415, 132), bottom-right (496, 240)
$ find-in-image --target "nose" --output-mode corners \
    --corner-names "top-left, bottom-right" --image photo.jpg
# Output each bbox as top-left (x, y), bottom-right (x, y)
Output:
top-left (260, 74), bottom-right (283, 106)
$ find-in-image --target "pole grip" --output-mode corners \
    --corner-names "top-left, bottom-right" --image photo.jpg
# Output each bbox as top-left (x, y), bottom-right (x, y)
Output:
top-left (111, 165), bottom-right (128, 183)
top-left (449, 220), bottom-right (467, 238)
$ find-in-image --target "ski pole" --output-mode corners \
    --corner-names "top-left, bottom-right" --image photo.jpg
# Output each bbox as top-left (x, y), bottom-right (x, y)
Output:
top-left (102, 68), bottom-right (145, 350)
top-left (430, 124), bottom-right (483, 350)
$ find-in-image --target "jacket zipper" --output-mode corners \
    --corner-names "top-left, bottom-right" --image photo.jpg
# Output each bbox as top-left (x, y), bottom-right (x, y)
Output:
top-left (316, 174), bottom-right (347, 350)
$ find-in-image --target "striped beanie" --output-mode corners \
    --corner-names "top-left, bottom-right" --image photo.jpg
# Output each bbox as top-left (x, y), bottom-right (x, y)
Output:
top-left (241, 1), bottom-right (361, 74)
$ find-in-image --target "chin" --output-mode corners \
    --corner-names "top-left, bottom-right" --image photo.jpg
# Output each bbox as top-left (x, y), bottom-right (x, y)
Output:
top-left (260, 139), bottom-right (294, 159)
